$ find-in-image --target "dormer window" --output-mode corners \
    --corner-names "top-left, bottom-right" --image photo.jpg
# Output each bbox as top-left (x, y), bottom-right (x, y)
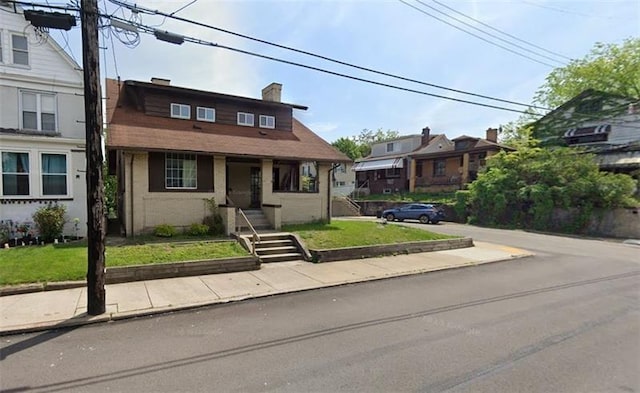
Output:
top-left (12, 34), bottom-right (28, 66)
top-left (196, 107), bottom-right (215, 122)
top-left (171, 103), bottom-right (190, 119)
top-left (386, 143), bottom-right (394, 153)
top-left (237, 112), bottom-right (254, 126)
top-left (259, 115), bottom-right (275, 129)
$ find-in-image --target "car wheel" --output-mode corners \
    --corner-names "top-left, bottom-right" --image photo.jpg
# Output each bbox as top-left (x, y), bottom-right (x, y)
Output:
top-left (419, 215), bottom-right (429, 224)
top-left (385, 213), bottom-right (395, 221)
top-left (430, 219), bottom-right (440, 225)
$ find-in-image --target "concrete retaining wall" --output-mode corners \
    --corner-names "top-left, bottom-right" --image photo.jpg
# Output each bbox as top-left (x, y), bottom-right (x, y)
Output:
top-left (310, 237), bottom-right (473, 263)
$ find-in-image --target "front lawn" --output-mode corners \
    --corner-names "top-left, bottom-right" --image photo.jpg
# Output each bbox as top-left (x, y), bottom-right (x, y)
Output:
top-left (284, 220), bottom-right (457, 249)
top-left (0, 240), bottom-right (248, 286)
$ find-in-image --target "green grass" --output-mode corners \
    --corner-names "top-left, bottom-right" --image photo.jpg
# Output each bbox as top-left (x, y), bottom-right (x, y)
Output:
top-left (0, 240), bottom-right (248, 286)
top-left (355, 192), bottom-right (456, 204)
top-left (284, 220), bottom-right (457, 249)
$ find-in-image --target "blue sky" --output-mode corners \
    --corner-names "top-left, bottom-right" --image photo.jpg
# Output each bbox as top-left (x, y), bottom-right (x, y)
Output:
top-left (51, 0), bottom-right (639, 142)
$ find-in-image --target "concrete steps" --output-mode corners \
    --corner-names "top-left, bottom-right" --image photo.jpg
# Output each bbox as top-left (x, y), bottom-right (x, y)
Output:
top-left (237, 209), bottom-right (272, 231)
top-left (240, 232), bottom-right (305, 263)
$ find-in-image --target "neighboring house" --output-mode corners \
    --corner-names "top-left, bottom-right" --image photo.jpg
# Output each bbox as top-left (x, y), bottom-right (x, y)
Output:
top-left (531, 89), bottom-right (640, 176)
top-left (409, 128), bottom-right (513, 192)
top-left (332, 162), bottom-right (356, 196)
top-left (0, 4), bottom-right (87, 237)
top-left (352, 131), bottom-right (431, 195)
top-left (105, 78), bottom-right (350, 236)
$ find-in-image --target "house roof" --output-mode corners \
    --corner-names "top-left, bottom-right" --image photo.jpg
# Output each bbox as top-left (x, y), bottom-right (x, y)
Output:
top-left (533, 89), bottom-right (637, 125)
top-left (410, 134), bottom-right (512, 159)
top-left (105, 79), bottom-right (350, 163)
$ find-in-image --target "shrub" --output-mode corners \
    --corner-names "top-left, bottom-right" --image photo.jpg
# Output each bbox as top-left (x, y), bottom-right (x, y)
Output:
top-left (203, 197), bottom-right (225, 236)
top-left (453, 190), bottom-right (470, 222)
top-left (154, 224), bottom-right (176, 237)
top-left (0, 220), bottom-right (10, 245)
top-left (33, 203), bottom-right (67, 242)
top-left (187, 223), bottom-right (209, 236)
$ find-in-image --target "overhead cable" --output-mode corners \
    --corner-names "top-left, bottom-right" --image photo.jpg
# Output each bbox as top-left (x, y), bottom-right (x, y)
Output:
top-left (105, 0), bottom-right (551, 111)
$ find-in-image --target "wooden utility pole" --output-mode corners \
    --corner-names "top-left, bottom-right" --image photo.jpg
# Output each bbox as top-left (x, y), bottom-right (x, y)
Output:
top-left (81, 0), bottom-right (106, 315)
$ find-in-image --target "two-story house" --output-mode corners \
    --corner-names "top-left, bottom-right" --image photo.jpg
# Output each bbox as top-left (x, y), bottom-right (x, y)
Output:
top-left (352, 132), bottom-right (432, 195)
top-left (531, 89), bottom-right (640, 176)
top-left (0, 4), bottom-right (87, 237)
top-left (409, 128), bottom-right (513, 192)
top-left (105, 78), bottom-right (350, 236)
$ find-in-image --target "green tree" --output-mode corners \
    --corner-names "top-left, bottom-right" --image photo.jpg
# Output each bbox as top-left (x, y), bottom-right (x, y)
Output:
top-left (332, 137), bottom-right (361, 160)
top-left (534, 37), bottom-right (640, 108)
top-left (466, 146), bottom-right (636, 230)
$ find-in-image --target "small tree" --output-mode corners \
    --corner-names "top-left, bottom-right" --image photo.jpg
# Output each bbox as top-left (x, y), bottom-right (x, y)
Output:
top-left (33, 203), bottom-right (67, 242)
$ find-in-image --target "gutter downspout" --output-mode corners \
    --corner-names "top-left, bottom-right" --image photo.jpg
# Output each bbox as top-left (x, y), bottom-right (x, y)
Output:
top-left (327, 163), bottom-right (341, 224)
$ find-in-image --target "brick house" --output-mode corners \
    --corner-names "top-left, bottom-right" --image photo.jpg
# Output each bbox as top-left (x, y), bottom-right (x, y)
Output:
top-left (409, 128), bottom-right (514, 192)
top-left (105, 78), bottom-right (350, 236)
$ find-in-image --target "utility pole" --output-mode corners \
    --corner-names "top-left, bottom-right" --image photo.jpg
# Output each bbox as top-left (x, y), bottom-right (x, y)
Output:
top-left (81, 0), bottom-right (106, 315)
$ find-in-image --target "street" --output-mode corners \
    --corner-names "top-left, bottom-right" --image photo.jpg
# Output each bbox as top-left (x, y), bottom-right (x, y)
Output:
top-left (1, 224), bottom-right (639, 392)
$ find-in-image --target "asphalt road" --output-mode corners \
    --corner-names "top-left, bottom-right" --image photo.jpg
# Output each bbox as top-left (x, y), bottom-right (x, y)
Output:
top-left (1, 224), bottom-right (639, 392)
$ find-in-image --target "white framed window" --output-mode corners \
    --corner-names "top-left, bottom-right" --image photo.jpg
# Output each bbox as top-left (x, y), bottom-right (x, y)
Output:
top-left (386, 143), bottom-right (394, 153)
top-left (1, 152), bottom-right (30, 196)
top-left (20, 91), bottom-right (57, 131)
top-left (165, 153), bottom-right (197, 189)
top-left (259, 115), bottom-right (275, 129)
top-left (41, 153), bottom-right (68, 196)
top-left (196, 107), bottom-right (215, 122)
top-left (11, 34), bottom-right (28, 65)
top-left (170, 103), bottom-right (191, 119)
top-left (0, 31), bottom-right (3, 63)
top-left (237, 112), bottom-right (254, 126)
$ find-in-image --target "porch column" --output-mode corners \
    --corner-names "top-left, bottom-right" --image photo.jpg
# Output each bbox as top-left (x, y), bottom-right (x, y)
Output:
top-left (461, 152), bottom-right (470, 184)
top-left (213, 155), bottom-right (226, 205)
top-left (409, 159), bottom-right (416, 192)
top-left (261, 159), bottom-right (276, 205)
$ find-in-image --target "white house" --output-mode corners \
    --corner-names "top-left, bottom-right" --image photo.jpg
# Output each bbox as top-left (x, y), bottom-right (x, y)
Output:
top-left (0, 3), bottom-right (87, 237)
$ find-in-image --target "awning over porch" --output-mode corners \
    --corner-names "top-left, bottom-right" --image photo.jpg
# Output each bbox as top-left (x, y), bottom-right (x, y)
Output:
top-left (352, 158), bottom-right (404, 171)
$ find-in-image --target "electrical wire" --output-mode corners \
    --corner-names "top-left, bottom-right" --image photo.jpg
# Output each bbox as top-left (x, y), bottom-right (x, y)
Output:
top-left (414, 0), bottom-right (566, 65)
top-left (105, 15), bottom-right (535, 115)
top-left (105, 0), bottom-right (551, 111)
top-left (398, 0), bottom-right (559, 68)
top-left (429, 0), bottom-right (572, 61)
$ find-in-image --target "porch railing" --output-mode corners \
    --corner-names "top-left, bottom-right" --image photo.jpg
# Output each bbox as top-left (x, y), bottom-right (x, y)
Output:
top-left (352, 179), bottom-right (369, 199)
top-left (237, 208), bottom-right (259, 256)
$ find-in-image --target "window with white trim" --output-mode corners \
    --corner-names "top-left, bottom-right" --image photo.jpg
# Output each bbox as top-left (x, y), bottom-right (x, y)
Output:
top-left (196, 107), bottom-right (215, 122)
top-left (386, 143), bottom-right (394, 153)
top-left (21, 91), bottom-right (57, 131)
top-left (170, 103), bottom-right (191, 119)
top-left (165, 153), bottom-right (197, 189)
top-left (237, 112), bottom-right (254, 126)
top-left (1, 152), bottom-right (30, 196)
top-left (41, 153), bottom-right (67, 195)
top-left (259, 115), bottom-right (275, 129)
top-left (0, 32), bottom-right (3, 63)
top-left (11, 34), bottom-right (28, 65)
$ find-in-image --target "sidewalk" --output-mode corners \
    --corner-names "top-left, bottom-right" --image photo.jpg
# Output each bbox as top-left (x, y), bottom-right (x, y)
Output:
top-left (0, 241), bottom-right (532, 335)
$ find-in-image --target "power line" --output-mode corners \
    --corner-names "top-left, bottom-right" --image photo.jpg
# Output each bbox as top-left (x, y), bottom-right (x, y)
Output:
top-left (413, 0), bottom-right (566, 65)
top-left (398, 0), bottom-right (559, 68)
top-left (104, 0), bottom-right (551, 111)
top-left (106, 15), bottom-right (537, 115)
top-left (430, 0), bottom-right (572, 61)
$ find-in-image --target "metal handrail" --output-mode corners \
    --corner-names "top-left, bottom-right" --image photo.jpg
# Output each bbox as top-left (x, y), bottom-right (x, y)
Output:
top-left (353, 179), bottom-right (369, 199)
top-left (237, 208), bottom-right (259, 256)
top-left (344, 195), bottom-right (361, 214)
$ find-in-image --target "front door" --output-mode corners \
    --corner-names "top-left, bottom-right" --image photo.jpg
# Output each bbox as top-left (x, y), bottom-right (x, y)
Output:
top-left (250, 167), bottom-right (261, 208)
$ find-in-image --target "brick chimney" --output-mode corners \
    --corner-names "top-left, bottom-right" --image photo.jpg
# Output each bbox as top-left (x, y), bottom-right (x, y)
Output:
top-left (150, 77), bottom-right (171, 86)
top-left (421, 126), bottom-right (431, 146)
top-left (262, 82), bottom-right (282, 103)
top-left (486, 127), bottom-right (498, 143)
